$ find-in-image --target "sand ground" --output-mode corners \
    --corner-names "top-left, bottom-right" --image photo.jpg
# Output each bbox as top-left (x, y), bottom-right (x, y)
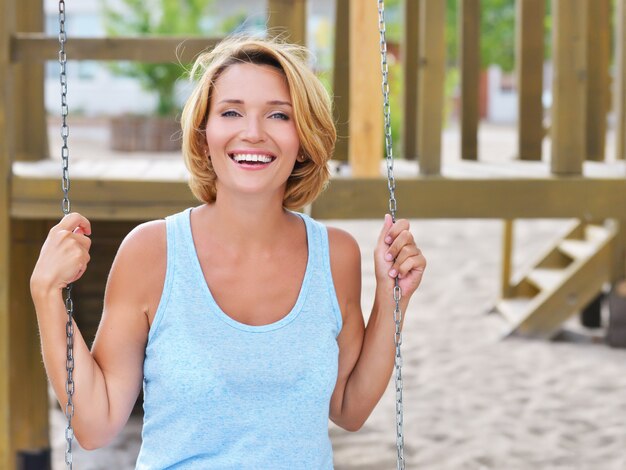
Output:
top-left (45, 123), bottom-right (626, 469)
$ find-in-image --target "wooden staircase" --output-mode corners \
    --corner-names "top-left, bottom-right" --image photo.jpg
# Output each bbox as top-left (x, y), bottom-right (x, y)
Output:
top-left (497, 220), bottom-right (618, 339)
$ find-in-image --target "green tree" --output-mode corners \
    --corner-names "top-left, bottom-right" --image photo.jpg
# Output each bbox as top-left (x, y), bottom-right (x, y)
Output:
top-left (446, 0), bottom-right (552, 72)
top-left (102, 0), bottom-right (214, 116)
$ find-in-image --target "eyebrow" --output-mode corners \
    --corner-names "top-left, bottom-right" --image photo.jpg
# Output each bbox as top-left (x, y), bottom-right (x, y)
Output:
top-left (217, 99), bottom-right (292, 107)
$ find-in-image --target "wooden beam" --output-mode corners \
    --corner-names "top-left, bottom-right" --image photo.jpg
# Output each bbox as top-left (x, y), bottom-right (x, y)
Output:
top-left (267, 0), bottom-right (307, 46)
top-left (333, 0), bottom-right (349, 162)
top-left (1, 0), bottom-right (14, 464)
top-left (612, 220), bottom-right (626, 282)
top-left (417, 0), bottom-right (446, 175)
top-left (310, 177), bottom-right (626, 219)
top-left (617, 0), bottom-right (626, 160)
top-left (13, 0), bottom-right (47, 162)
top-left (9, 175), bottom-right (626, 221)
top-left (402, 0), bottom-right (419, 160)
top-left (11, 34), bottom-right (222, 63)
top-left (459, 0), bottom-right (480, 161)
top-left (585, 0), bottom-right (610, 161)
top-left (550, 0), bottom-right (587, 175)
top-left (516, 0), bottom-right (544, 161)
top-left (11, 176), bottom-right (197, 221)
top-left (501, 220), bottom-right (514, 298)
top-left (348, 0), bottom-right (382, 177)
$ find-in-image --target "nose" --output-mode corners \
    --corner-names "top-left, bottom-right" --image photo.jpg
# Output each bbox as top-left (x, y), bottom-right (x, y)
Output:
top-left (241, 116), bottom-right (265, 143)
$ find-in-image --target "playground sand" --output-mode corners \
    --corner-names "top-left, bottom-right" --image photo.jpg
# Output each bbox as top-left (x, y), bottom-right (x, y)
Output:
top-left (49, 217), bottom-right (626, 470)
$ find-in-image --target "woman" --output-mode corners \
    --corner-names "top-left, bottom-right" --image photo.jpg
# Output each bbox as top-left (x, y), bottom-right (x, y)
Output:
top-left (30, 36), bottom-right (426, 469)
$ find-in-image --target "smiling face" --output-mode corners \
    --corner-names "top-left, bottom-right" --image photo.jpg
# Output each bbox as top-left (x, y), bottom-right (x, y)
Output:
top-left (204, 62), bottom-right (301, 201)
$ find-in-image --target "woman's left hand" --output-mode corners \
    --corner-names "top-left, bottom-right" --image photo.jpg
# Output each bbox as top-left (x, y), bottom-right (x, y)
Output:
top-left (374, 214), bottom-right (426, 299)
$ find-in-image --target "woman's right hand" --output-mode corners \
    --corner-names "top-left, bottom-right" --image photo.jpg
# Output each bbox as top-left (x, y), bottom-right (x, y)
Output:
top-left (31, 212), bottom-right (92, 293)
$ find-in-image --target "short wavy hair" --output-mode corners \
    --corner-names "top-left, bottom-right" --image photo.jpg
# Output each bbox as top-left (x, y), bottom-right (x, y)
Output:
top-left (180, 36), bottom-right (336, 209)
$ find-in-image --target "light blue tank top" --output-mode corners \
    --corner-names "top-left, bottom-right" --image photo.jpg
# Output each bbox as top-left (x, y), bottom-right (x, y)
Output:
top-left (135, 207), bottom-right (343, 469)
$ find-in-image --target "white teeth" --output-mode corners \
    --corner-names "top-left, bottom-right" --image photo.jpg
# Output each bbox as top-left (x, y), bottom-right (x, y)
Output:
top-left (231, 153), bottom-right (274, 163)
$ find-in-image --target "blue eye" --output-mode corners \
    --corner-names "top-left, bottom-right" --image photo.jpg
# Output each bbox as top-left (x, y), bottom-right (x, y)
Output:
top-left (221, 110), bottom-right (240, 117)
top-left (270, 112), bottom-right (289, 121)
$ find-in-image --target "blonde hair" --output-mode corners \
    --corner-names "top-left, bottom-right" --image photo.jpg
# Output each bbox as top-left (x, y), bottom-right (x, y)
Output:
top-left (180, 36), bottom-right (336, 209)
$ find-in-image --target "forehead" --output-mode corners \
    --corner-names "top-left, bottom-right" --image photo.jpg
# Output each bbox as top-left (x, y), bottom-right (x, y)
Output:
top-left (211, 62), bottom-right (291, 100)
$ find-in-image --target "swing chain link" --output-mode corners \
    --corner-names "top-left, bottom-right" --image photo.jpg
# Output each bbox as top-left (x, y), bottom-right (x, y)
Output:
top-left (377, 2), bottom-right (405, 469)
top-left (59, 1), bottom-right (75, 468)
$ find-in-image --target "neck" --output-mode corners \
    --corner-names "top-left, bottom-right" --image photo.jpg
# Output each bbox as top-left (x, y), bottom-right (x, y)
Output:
top-left (196, 189), bottom-right (297, 248)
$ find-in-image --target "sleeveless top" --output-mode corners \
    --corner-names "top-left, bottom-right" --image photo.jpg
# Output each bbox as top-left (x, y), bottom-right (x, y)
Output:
top-left (135, 207), bottom-right (343, 469)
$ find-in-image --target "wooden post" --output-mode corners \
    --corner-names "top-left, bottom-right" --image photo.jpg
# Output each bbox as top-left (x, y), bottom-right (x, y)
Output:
top-left (550, 0), bottom-right (587, 175)
top-left (417, 0), bottom-right (446, 175)
top-left (585, 0), bottom-right (610, 161)
top-left (617, 0), bottom-right (626, 160)
top-left (14, 0), bottom-right (48, 162)
top-left (501, 220), bottom-right (514, 299)
top-left (267, 0), bottom-right (307, 46)
top-left (333, 0), bottom-right (349, 162)
top-left (516, 0), bottom-right (544, 161)
top-left (459, 0), bottom-right (480, 161)
top-left (10, 221), bottom-right (51, 464)
top-left (612, 220), bottom-right (626, 282)
top-left (402, 0), bottom-right (419, 160)
top-left (348, 0), bottom-right (382, 177)
top-left (1, 0), bottom-right (14, 464)
top-left (2, 1), bottom-right (50, 466)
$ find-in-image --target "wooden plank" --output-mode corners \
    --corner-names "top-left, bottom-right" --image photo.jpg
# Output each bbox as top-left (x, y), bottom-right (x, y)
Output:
top-left (516, 0), bottom-right (544, 161)
top-left (402, 0), bottom-right (419, 160)
top-left (617, 0), bottom-right (626, 160)
top-left (311, 177), bottom-right (626, 219)
top-left (550, 0), bottom-right (587, 175)
top-left (0, 0), bottom-right (14, 463)
top-left (459, 0), bottom-right (480, 161)
top-left (11, 35), bottom-right (222, 63)
top-left (609, 219), bottom-right (626, 282)
top-left (585, 0), bottom-right (610, 161)
top-left (11, 175), bottom-right (626, 221)
top-left (348, 0), bottom-right (382, 177)
top-left (501, 220), bottom-right (514, 298)
top-left (267, 0), bottom-right (307, 46)
top-left (417, 0), bottom-right (446, 175)
top-left (11, 176), bottom-right (197, 221)
top-left (332, 0), bottom-right (349, 162)
top-left (13, 0), bottom-right (47, 162)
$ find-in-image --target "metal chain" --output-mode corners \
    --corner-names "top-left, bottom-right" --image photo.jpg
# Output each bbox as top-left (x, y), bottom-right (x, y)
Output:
top-left (377, 2), bottom-right (405, 469)
top-left (58, 1), bottom-right (75, 468)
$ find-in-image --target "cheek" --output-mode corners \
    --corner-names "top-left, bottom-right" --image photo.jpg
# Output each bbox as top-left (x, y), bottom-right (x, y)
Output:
top-left (283, 124), bottom-right (301, 155)
top-left (205, 127), bottom-right (224, 153)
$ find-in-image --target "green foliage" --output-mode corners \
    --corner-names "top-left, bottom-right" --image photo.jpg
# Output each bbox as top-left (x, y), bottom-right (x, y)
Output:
top-left (388, 61), bottom-right (402, 158)
top-left (446, 0), bottom-right (552, 72)
top-left (102, 0), bottom-right (214, 116)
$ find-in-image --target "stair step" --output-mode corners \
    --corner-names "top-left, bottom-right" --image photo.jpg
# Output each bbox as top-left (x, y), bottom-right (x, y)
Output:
top-left (558, 239), bottom-right (596, 260)
top-left (497, 298), bottom-right (534, 324)
top-left (527, 268), bottom-right (567, 291)
top-left (585, 224), bottom-right (611, 244)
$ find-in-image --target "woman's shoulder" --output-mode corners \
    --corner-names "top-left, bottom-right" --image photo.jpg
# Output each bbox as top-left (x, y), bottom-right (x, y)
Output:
top-left (120, 219), bottom-right (167, 259)
top-left (326, 225), bottom-right (361, 275)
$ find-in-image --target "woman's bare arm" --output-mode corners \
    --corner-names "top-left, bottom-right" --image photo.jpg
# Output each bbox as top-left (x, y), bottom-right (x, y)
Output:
top-left (328, 217), bottom-right (425, 431)
top-left (31, 214), bottom-right (166, 449)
